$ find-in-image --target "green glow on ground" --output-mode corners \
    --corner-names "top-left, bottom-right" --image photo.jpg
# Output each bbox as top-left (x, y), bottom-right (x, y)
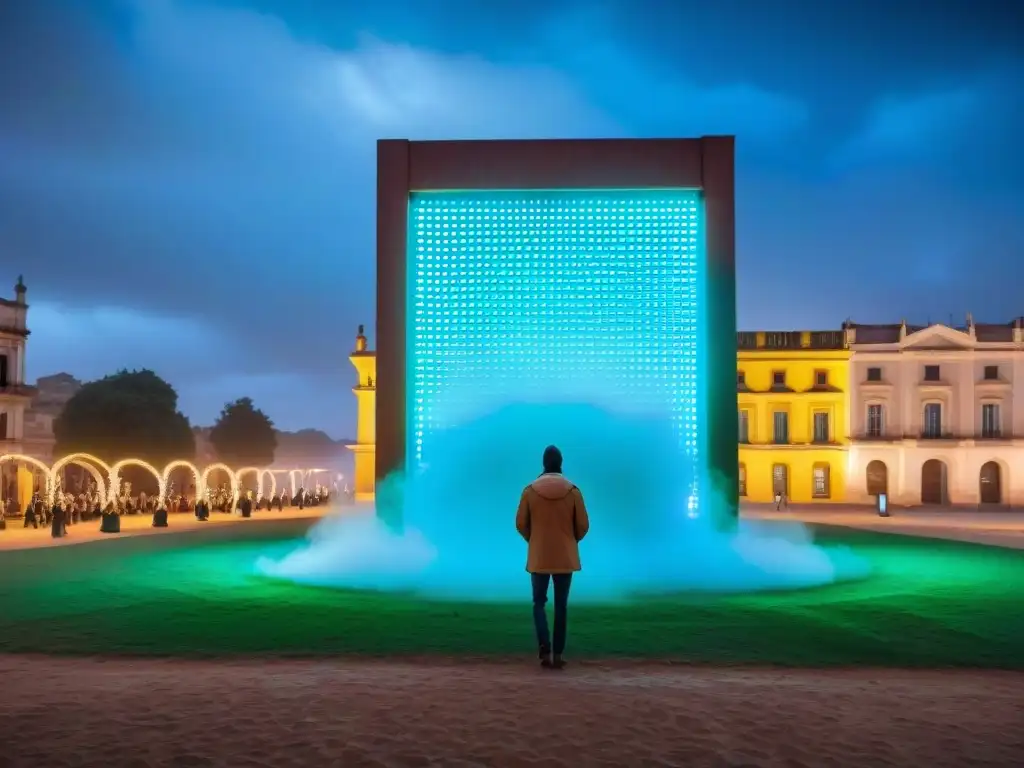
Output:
top-left (0, 523), bottom-right (1021, 666)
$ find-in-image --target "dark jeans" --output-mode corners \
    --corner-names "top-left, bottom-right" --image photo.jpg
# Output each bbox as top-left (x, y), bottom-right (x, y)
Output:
top-left (531, 572), bottom-right (573, 655)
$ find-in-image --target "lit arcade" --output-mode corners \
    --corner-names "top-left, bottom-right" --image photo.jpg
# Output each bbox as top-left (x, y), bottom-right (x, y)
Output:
top-left (0, 451), bottom-right (329, 508)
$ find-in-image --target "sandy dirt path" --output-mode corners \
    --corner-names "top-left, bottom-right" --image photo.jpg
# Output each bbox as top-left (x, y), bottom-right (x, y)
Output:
top-left (1, 656), bottom-right (1021, 767)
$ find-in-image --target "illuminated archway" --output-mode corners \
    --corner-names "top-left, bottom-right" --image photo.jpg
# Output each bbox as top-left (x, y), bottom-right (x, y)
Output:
top-left (0, 453), bottom-right (54, 504)
top-left (286, 468), bottom-right (328, 500)
top-left (257, 469), bottom-right (277, 500)
top-left (110, 458), bottom-right (166, 506)
top-left (305, 468), bottom-right (329, 491)
top-left (234, 467), bottom-right (276, 503)
top-left (268, 469), bottom-right (290, 499)
top-left (200, 462), bottom-right (237, 501)
top-left (50, 454), bottom-right (109, 507)
top-left (288, 469), bottom-right (305, 497)
top-left (162, 460), bottom-right (202, 505)
top-left (51, 452), bottom-right (113, 478)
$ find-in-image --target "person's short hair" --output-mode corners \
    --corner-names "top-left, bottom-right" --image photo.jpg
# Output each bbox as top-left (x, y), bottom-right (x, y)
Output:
top-left (542, 445), bottom-right (563, 473)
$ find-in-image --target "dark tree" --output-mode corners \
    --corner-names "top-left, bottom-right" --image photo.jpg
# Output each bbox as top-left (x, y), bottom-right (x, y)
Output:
top-left (53, 369), bottom-right (196, 466)
top-left (210, 397), bottom-right (277, 467)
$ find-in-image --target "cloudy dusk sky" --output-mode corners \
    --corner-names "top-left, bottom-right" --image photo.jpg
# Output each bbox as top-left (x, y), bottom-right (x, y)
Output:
top-left (1, 0), bottom-right (1021, 438)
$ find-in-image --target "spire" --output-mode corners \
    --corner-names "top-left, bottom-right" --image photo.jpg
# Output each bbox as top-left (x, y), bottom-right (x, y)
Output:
top-left (14, 275), bottom-right (26, 305)
top-left (355, 324), bottom-right (368, 353)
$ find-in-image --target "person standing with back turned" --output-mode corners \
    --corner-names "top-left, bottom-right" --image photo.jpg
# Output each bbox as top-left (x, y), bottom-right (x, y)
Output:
top-left (515, 445), bottom-right (590, 670)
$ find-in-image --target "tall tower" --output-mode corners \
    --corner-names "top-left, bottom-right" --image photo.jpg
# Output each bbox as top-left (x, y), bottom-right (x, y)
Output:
top-left (347, 325), bottom-right (376, 501)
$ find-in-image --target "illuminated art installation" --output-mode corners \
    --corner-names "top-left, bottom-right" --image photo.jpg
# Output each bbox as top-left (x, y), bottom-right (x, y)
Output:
top-left (409, 189), bottom-right (703, 511)
top-left (263, 139), bottom-right (872, 598)
top-left (0, 453), bottom-right (331, 507)
top-left (375, 138), bottom-right (739, 528)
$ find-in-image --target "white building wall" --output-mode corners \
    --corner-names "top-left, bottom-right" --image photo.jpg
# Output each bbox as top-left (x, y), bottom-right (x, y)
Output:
top-left (848, 323), bottom-right (1024, 508)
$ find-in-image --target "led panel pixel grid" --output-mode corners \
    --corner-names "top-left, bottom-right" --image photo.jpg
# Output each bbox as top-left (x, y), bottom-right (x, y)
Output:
top-left (408, 189), bottom-right (705, 510)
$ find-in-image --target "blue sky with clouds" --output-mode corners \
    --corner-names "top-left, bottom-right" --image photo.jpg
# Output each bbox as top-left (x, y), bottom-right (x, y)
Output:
top-left (1, 0), bottom-right (1021, 437)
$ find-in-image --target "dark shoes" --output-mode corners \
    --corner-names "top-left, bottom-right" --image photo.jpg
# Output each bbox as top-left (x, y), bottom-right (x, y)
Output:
top-left (538, 646), bottom-right (566, 670)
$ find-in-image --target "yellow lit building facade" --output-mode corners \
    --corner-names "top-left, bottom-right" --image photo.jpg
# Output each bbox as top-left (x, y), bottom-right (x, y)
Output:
top-left (737, 330), bottom-right (850, 503)
top-left (347, 326), bottom-right (377, 501)
top-left (349, 328), bottom-right (851, 504)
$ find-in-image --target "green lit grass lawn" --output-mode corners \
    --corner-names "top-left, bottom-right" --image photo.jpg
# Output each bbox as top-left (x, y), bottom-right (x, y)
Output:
top-left (1, 520), bottom-right (1022, 667)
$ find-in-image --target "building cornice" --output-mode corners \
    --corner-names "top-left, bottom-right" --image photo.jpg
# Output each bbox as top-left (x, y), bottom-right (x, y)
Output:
top-left (851, 347), bottom-right (1024, 359)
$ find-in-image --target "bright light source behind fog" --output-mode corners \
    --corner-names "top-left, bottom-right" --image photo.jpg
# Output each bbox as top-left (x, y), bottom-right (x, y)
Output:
top-left (259, 188), bottom-right (870, 600)
top-left (260, 404), bottom-right (869, 600)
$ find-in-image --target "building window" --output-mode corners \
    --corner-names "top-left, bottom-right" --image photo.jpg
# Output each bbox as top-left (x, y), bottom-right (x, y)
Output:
top-left (737, 370), bottom-right (746, 388)
top-left (738, 464), bottom-right (747, 496)
top-left (923, 403), bottom-right (942, 438)
top-left (867, 404), bottom-right (884, 438)
top-left (984, 365), bottom-right (999, 381)
top-left (772, 464), bottom-right (788, 495)
top-left (924, 365), bottom-right (941, 382)
top-left (738, 410), bottom-right (750, 443)
top-left (773, 411), bottom-right (789, 444)
top-left (866, 367), bottom-right (882, 382)
top-left (814, 370), bottom-right (828, 387)
top-left (0, 411), bottom-right (7, 439)
top-left (771, 370), bottom-right (786, 388)
top-left (812, 411), bottom-right (830, 443)
top-left (982, 403), bottom-right (1001, 438)
top-left (812, 464), bottom-right (830, 499)
top-left (0, 354), bottom-right (7, 388)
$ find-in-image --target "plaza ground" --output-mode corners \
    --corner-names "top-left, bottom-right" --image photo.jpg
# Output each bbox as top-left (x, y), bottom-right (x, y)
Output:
top-left (743, 503), bottom-right (1024, 550)
top-left (2, 505), bottom-right (1023, 767)
top-left (1, 656), bottom-right (1020, 768)
top-left (0, 505), bottom-right (326, 550)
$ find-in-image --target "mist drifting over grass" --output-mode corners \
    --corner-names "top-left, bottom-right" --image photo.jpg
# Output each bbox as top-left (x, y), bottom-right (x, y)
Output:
top-left (258, 404), bottom-right (870, 602)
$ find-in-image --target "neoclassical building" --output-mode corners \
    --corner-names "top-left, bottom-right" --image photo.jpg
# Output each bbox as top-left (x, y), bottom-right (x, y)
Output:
top-left (737, 330), bottom-right (850, 503)
top-left (0, 276), bottom-right (37, 507)
top-left (846, 318), bottom-right (1024, 507)
top-left (349, 317), bottom-right (1024, 508)
top-left (23, 372), bottom-right (82, 463)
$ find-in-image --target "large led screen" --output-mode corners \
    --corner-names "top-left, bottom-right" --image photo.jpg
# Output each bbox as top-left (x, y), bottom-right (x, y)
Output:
top-left (408, 188), bottom-right (705, 511)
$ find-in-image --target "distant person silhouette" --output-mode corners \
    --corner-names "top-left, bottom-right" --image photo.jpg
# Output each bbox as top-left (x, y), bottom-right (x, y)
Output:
top-left (515, 445), bottom-right (590, 670)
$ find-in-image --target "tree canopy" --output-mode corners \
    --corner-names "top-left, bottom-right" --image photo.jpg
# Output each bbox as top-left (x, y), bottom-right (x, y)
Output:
top-left (53, 369), bottom-right (196, 466)
top-left (210, 397), bottom-right (277, 467)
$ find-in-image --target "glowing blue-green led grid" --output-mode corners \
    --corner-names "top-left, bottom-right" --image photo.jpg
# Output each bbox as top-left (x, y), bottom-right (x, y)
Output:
top-left (408, 189), bottom-right (704, 513)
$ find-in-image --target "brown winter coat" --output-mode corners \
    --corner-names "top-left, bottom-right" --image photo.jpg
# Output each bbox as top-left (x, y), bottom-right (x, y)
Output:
top-left (515, 473), bottom-right (590, 574)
